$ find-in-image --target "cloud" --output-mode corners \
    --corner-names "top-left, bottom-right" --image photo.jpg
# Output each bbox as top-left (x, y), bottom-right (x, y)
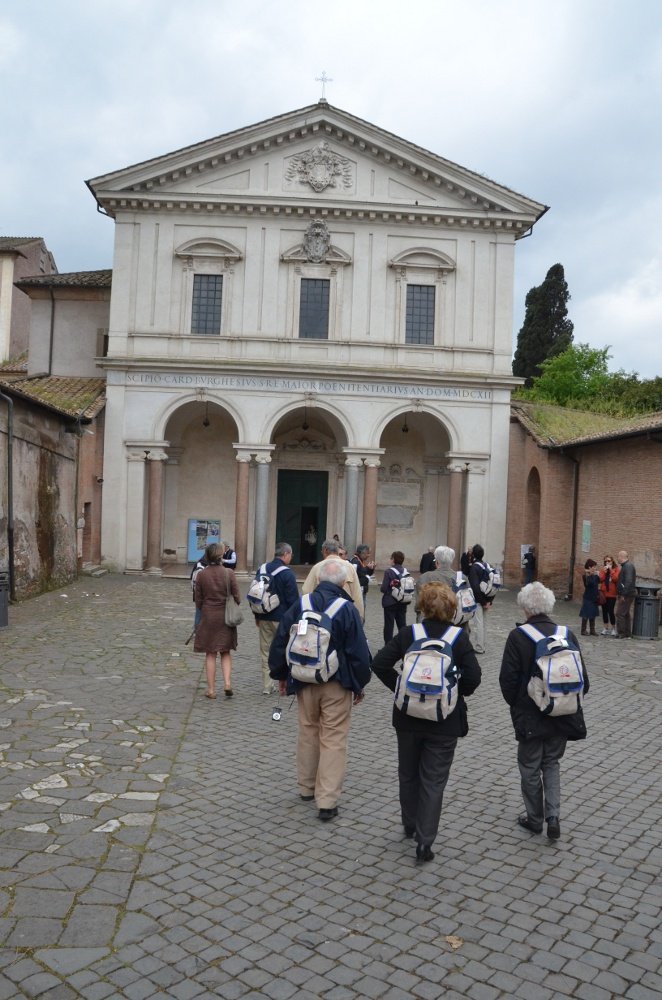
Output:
top-left (2, 0), bottom-right (662, 377)
top-left (573, 258), bottom-right (662, 378)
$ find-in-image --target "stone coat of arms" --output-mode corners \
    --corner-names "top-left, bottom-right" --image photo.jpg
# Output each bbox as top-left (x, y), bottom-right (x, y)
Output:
top-left (286, 141), bottom-right (352, 193)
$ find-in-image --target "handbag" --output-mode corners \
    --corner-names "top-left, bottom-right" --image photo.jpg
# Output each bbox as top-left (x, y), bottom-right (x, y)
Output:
top-left (597, 590), bottom-right (606, 607)
top-left (224, 570), bottom-right (244, 627)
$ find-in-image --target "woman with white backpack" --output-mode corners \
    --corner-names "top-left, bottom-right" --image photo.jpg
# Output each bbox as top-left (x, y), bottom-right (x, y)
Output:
top-left (372, 582), bottom-right (482, 863)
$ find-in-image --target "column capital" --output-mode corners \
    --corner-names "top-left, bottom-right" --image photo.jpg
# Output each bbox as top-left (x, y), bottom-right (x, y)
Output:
top-left (126, 441), bottom-right (169, 462)
top-left (232, 443), bottom-right (276, 464)
top-left (362, 448), bottom-right (385, 467)
top-left (342, 450), bottom-right (364, 468)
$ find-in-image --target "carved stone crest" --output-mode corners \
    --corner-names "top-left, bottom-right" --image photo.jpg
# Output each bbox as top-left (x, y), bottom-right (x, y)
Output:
top-left (303, 221), bottom-right (331, 263)
top-left (286, 141), bottom-right (352, 193)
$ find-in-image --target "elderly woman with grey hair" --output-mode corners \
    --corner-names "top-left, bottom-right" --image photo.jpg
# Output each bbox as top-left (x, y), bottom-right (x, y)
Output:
top-left (499, 582), bottom-right (589, 841)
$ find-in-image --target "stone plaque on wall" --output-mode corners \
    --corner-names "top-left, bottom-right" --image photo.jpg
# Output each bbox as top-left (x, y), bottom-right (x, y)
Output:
top-left (377, 467), bottom-right (422, 529)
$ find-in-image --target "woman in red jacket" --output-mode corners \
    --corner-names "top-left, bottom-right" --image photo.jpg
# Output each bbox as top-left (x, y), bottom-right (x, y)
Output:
top-left (598, 554), bottom-right (619, 636)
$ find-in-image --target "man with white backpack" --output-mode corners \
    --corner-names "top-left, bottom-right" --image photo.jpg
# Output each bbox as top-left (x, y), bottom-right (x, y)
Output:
top-left (499, 582), bottom-right (589, 841)
top-left (468, 543), bottom-right (499, 654)
top-left (248, 542), bottom-right (299, 695)
top-left (268, 560), bottom-right (371, 822)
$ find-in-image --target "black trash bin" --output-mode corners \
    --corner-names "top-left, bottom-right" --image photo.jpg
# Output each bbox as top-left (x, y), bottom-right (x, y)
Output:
top-left (632, 584), bottom-right (660, 640)
top-left (0, 571), bottom-right (8, 629)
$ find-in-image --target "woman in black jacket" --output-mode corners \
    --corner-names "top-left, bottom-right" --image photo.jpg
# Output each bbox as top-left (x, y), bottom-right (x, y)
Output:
top-left (372, 582), bottom-right (481, 862)
top-left (499, 582), bottom-right (589, 841)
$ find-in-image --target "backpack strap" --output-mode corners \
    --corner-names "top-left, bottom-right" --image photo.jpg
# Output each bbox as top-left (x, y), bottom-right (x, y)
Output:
top-left (441, 625), bottom-right (462, 645)
top-left (519, 623), bottom-right (545, 643)
top-left (300, 594), bottom-right (314, 614)
top-left (256, 563), bottom-right (268, 578)
top-left (270, 565), bottom-right (287, 578)
top-left (325, 597), bottom-right (348, 619)
top-left (411, 623), bottom-right (427, 641)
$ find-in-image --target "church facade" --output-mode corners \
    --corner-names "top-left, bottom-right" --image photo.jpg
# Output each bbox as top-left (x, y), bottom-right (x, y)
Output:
top-left (87, 102), bottom-right (546, 573)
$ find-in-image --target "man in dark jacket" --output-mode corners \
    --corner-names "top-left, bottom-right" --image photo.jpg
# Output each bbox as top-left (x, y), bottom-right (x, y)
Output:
top-left (253, 542), bottom-right (299, 694)
top-left (372, 581), bottom-right (481, 862)
top-left (468, 543), bottom-right (492, 654)
top-left (269, 560), bottom-right (371, 822)
top-left (615, 550), bottom-right (637, 638)
top-left (499, 582), bottom-right (589, 841)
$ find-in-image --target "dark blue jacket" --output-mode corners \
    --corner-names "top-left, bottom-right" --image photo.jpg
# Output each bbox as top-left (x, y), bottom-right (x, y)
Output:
top-left (268, 582), bottom-right (372, 695)
top-left (252, 558), bottom-right (300, 622)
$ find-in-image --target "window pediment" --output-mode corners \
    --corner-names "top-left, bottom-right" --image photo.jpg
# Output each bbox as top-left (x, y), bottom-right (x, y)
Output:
top-left (175, 237), bottom-right (243, 263)
top-left (281, 243), bottom-right (351, 266)
top-left (389, 247), bottom-right (455, 273)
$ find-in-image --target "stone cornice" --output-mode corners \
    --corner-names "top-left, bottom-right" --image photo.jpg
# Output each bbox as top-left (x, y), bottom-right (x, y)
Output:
top-left (93, 192), bottom-right (532, 234)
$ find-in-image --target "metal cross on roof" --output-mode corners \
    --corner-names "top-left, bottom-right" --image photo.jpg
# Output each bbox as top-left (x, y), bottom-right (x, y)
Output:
top-left (315, 71), bottom-right (333, 100)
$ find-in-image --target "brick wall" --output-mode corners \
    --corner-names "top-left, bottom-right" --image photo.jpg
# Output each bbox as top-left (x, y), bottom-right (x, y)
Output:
top-left (505, 420), bottom-right (662, 598)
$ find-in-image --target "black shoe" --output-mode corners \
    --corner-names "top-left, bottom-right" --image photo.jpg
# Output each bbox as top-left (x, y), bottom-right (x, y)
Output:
top-left (416, 844), bottom-right (434, 863)
top-left (547, 817), bottom-right (561, 840)
top-left (318, 807), bottom-right (338, 822)
top-left (518, 814), bottom-right (543, 834)
top-left (403, 825), bottom-right (415, 839)
top-left (300, 794), bottom-right (314, 801)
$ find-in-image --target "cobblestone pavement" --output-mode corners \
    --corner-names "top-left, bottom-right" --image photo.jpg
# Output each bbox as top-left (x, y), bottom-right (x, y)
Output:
top-left (0, 574), bottom-right (660, 999)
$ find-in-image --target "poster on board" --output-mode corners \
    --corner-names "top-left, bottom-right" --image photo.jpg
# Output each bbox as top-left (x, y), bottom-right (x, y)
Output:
top-left (187, 519), bottom-right (221, 563)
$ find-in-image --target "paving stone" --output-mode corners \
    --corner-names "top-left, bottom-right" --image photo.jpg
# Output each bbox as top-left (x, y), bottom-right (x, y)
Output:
top-left (1, 579), bottom-right (661, 1000)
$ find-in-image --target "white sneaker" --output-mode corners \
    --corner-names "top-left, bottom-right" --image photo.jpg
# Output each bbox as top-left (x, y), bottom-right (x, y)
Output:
top-left (611, 629), bottom-right (618, 636)
top-left (600, 628), bottom-right (608, 635)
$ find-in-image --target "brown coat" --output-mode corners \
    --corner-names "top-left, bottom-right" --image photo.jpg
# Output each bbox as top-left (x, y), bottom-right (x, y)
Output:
top-left (194, 565), bottom-right (241, 653)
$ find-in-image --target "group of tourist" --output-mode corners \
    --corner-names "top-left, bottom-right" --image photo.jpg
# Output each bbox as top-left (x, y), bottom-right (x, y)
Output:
top-left (579, 551), bottom-right (637, 639)
top-left (190, 537), bottom-right (591, 864)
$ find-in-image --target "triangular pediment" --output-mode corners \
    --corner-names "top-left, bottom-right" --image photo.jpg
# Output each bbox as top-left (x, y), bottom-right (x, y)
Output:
top-left (87, 102), bottom-right (547, 227)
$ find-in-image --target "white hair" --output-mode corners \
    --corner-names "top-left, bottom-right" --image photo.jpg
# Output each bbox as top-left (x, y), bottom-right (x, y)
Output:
top-left (319, 559), bottom-right (348, 586)
top-left (434, 545), bottom-right (455, 567)
top-left (518, 582), bottom-right (555, 617)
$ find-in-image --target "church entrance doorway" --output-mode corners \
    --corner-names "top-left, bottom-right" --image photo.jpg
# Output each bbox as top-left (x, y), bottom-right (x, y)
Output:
top-left (276, 470), bottom-right (328, 564)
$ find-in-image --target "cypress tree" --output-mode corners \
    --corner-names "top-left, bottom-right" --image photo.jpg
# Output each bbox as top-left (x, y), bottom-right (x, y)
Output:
top-left (512, 263), bottom-right (574, 385)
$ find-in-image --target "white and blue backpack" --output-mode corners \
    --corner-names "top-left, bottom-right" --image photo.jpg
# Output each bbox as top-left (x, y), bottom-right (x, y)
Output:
top-left (286, 594), bottom-right (348, 683)
top-left (247, 563), bottom-right (288, 614)
top-left (452, 574), bottom-right (477, 625)
top-left (391, 567), bottom-right (416, 604)
top-left (519, 624), bottom-right (584, 717)
top-left (475, 560), bottom-right (501, 599)
top-left (395, 624), bottom-right (462, 721)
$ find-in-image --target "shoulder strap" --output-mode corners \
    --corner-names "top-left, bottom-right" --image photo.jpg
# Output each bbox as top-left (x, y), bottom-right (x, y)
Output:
top-left (554, 626), bottom-right (569, 640)
top-left (300, 594), bottom-right (314, 613)
top-left (325, 597), bottom-right (348, 619)
top-left (270, 564), bottom-right (287, 578)
top-left (411, 623), bottom-right (427, 641)
top-left (441, 625), bottom-right (462, 645)
top-left (519, 623), bottom-right (545, 643)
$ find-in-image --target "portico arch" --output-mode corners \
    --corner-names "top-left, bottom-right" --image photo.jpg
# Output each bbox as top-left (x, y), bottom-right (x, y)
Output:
top-left (376, 408), bottom-right (454, 567)
top-left (268, 404), bottom-right (349, 564)
top-left (160, 399), bottom-right (240, 568)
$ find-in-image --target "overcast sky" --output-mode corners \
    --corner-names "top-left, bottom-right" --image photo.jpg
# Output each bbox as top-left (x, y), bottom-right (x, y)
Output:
top-left (2, 0), bottom-right (660, 377)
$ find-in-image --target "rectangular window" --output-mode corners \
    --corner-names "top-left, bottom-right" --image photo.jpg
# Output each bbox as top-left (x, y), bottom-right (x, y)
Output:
top-left (299, 278), bottom-right (330, 339)
top-left (405, 285), bottom-right (435, 345)
top-left (191, 274), bottom-right (223, 335)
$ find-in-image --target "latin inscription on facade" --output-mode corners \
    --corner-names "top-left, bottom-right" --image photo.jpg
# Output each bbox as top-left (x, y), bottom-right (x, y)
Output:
top-left (122, 372), bottom-right (493, 401)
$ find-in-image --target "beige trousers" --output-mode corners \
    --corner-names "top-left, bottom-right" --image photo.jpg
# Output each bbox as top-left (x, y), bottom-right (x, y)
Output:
top-left (296, 683), bottom-right (353, 809)
top-left (258, 620), bottom-right (279, 692)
